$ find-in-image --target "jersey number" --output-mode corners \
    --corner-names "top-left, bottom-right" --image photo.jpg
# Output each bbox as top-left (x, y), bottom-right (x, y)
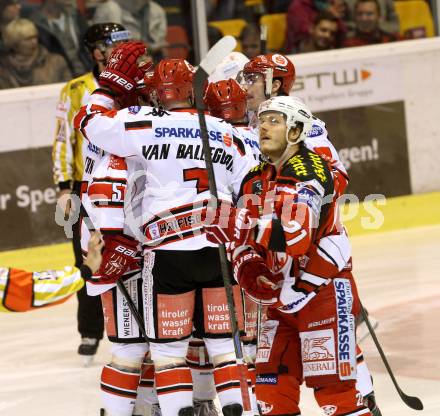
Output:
top-left (112, 183), bottom-right (123, 202)
top-left (183, 168), bottom-right (209, 194)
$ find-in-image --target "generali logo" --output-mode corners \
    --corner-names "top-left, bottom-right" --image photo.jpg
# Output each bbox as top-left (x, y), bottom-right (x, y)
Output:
top-left (293, 68), bottom-right (372, 91)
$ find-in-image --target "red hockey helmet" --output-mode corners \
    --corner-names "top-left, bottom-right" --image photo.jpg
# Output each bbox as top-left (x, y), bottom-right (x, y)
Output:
top-left (204, 79), bottom-right (247, 122)
top-left (137, 70), bottom-right (156, 104)
top-left (152, 59), bottom-right (195, 106)
top-left (242, 53), bottom-right (295, 95)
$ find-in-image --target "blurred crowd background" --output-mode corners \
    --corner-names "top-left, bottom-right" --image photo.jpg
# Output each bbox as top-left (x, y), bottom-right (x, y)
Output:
top-left (0, 0), bottom-right (436, 89)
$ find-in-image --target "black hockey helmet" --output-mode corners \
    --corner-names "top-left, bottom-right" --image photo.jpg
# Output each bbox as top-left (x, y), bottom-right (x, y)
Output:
top-left (83, 22), bottom-right (131, 53)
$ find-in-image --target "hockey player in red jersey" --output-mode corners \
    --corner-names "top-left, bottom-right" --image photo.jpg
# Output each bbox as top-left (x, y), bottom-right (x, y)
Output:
top-left (204, 96), bottom-right (374, 415)
top-left (75, 44), bottom-right (256, 416)
top-left (240, 53), bottom-right (380, 415)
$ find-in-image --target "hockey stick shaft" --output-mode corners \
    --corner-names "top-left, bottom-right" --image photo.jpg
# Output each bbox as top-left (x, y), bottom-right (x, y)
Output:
top-left (81, 198), bottom-right (149, 344)
top-left (117, 279), bottom-right (149, 342)
top-left (360, 304), bottom-right (423, 410)
top-left (194, 36), bottom-right (252, 413)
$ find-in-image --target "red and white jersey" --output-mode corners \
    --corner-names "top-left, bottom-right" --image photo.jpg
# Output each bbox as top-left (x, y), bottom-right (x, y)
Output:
top-left (76, 92), bottom-right (256, 250)
top-left (84, 154), bottom-right (144, 295)
top-left (233, 124), bottom-right (262, 163)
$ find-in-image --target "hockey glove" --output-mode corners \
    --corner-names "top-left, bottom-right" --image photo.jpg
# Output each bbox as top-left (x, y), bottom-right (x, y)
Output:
top-left (97, 235), bottom-right (140, 283)
top-left (233, 248), bottom-right (283, 305)
top-left (99, 41), bottom-right (152, 96)
top-left (203, 203), bottom-right (256, 246)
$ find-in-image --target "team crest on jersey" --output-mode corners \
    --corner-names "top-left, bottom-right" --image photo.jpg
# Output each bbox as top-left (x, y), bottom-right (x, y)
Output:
top-left (322, 405), bottom-right (337, 415)
top-left (128, 106), bottom-right (141, 114)
top-left (307, 124), bottom-right (324, 138)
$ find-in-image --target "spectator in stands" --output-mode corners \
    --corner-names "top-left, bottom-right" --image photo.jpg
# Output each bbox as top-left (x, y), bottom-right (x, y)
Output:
top-left (29, 0), bottom-right (89, 77)
top-left (239, 23), bottom-right (262, 58)
top-left (285, 0), bottom-right (348, 52)
top-left (345, 0), bottom-right (398, 34)
top-left (343, 0), bottom-right (398, 46)
top-left (115, 0), bottom-right (167, 60)
top-left (295, 10), bottom-right (342, 52)
top-left (0, 0), bottom-right (21, 52)
top-left (0, 18), bottom-right (71, 89)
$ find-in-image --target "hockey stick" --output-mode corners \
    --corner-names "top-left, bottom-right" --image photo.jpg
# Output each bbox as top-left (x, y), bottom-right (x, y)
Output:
top-left (84, 203), bottom-right (149, 343)
top-left (360, 304), bottom-right (423, 410)
top-left (116, 279), bottom-right (149, 342)
top-left (193, 36), bottom-right (253, 414)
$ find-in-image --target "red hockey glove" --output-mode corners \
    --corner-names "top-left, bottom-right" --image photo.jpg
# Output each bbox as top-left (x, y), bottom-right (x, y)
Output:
top-left (99, 41), bottom-right (151, 96)
top-left (233, 249), bottom-right (283, 305)
top-left (203, 203), bottom-right (256, 245)
top-left (97, 235), bottom-right (140, 283)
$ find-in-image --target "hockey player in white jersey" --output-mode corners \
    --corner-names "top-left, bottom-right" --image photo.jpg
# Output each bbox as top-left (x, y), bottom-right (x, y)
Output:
top-left (75, 44), bottom-right (256, 416)
top-left (85, 151), bottom-right (154, 416)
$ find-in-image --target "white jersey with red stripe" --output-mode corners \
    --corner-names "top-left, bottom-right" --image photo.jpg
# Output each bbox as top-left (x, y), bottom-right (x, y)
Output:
top-left (84, 153), bottom-right (144, 295)
top-left (77, 91), bottom-right (255, 251)
top-left (233, 124), bottom-right (262, 163)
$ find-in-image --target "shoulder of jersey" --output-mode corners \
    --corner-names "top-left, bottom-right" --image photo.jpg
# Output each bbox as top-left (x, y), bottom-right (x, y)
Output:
top-left (244, 161), bottom-right (268, 178)
top-left (281, 147), bottom-right (332, 186)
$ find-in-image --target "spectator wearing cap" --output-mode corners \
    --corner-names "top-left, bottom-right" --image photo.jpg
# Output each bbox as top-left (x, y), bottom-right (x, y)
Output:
top-left (30, 0), bottom-right (89, 77)
top-left (343, 0), bottom-right (398, 47)
top-left (0, 0), bottom-right (21, 52)
top-left (0, 18), bottom-right (71, 89)
top-left (296, 10), bottom-right (342, 52)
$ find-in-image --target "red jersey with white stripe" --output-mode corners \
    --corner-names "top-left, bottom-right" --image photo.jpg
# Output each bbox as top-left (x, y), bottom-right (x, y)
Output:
top-left (237, 144), bottom-right (352, 306)
top-left (76, 91), bottom-right (255, 250)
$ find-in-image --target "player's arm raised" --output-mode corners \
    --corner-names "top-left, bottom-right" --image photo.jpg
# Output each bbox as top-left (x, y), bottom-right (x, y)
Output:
top-left (73, 41), bottom-right (152, 157)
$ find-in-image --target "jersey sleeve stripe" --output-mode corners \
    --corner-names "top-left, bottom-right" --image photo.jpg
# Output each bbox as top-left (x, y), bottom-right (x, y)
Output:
top-left (124, 120), bottom-right (152, 130)
top-left (232, 135), bottom-right (245, 156)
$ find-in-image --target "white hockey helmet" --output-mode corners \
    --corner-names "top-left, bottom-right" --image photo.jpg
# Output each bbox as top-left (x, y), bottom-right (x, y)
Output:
top-left (208, 52), bottom-right (250, 83)
top-left (258, 96), bottom-right (314, 145)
